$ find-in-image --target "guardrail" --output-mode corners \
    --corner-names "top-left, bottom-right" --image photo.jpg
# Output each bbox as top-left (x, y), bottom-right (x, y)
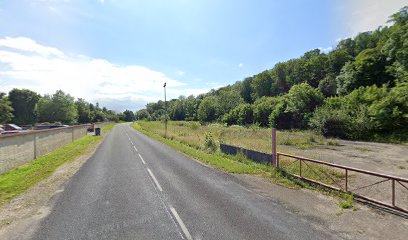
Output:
top-left (219, 142), bottom-right (408, 214)
top-left (277, 152), bottom-right (408, 214)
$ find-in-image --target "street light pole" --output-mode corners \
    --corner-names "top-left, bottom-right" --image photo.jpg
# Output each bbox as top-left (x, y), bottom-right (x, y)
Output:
top-left (163, 82), bottom-right (167, 138)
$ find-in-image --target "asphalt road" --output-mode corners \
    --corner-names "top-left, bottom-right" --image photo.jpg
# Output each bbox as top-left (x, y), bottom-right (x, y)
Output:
top-left (32, 124), bottom-right (338, 240)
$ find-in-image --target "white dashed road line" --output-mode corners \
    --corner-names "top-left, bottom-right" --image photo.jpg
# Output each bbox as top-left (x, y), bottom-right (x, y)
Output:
top-left (125, 125), bottom-right (191, 239)
top-left (147, 168), bottom-right (163, 192)
top-left (138, 153), bottom-right (146, 164)
top-left (169, 206), bottom-right (193, 240)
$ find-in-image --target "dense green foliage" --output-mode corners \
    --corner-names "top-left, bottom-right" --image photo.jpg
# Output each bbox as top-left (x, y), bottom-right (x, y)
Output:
top-left (1, 89), bottom-right (135, 125)
top-left (136, 7), bottom-right (408, 142)
top-left (0, 92), bottom-right (13, 123)
top-left (9, 89), bottom-right (40, 125)
top-left (38, 90), bottom-right (78, 124)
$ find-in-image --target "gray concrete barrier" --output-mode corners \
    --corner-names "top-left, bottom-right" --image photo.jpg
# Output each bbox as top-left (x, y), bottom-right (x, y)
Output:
top-left (220, 143), bottom-right (272, 164)
top-left (0, 124), bottom-right (93, 174)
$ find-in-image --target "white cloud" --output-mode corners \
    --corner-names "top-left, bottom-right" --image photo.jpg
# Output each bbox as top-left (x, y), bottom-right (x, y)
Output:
top-left (318, 46), bottom-right (333, 53)
top-left (238, 63), bottom-right (243, 68)
top-left (176, 70), bottom-right (185, 76)
top-left (0, 37), bottom-right (207, 111)
top-left (343, 0), bottom-right (407, 36)
top-left (0, 37), bottom-right (64, 57)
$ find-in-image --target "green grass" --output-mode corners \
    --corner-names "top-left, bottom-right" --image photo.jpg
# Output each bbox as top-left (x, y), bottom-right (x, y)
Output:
top-left (132, 121), bottom-right (350, 210)
top-left (132, 122), bottom-right (302, 188)
top-left (0, 123), bottom-right (118, 206)
top-left (135, 121), bottom-right (331, 153)
top-left (132, 122), bottom-right (346, 189)
top-left (101, 122), bottom-right (117, 132)
top-left (339, 194), bottom-right (354, 209)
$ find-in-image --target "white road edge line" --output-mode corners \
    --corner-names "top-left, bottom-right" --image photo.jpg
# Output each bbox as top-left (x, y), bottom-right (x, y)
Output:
top-left (133, 145), bottom-right (138, 152)
top-left (147, 168), bottom-right (163, 192)
top-left (138, 153), bottom-right (145, 164)
top-left (169, 206), bottom-right (193, 240)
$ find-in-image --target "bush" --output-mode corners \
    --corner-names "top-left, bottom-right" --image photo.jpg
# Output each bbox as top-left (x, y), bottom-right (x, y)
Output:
top-left (253, 97), bottom-right (280, 126)
top-left (222, 104), bottom-right (254, 126)
top-left (203, 132), bottom-right (218, 152)
top-left (309, 83), bottom-right (408, 140)
top-left (190, 122), bottom-right (200, 130)
top-left (269, 83), bottom-right (324, 129)
top-left (198, 96), bottom-right (219, 123)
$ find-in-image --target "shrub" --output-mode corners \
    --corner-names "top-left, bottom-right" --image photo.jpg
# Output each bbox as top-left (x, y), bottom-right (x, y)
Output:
top-left (190, 122), bottom-right (200, 130)
top-left (222, 104), bottom-right (254, 126)
top-left (203, 132), bottom-right (218, 152)
top-left (269, 83), bottom-right (324, 129)
top-left (339, 194), bottom-right (354, 209)
top-left (253, 97), bottom-right (280, 126)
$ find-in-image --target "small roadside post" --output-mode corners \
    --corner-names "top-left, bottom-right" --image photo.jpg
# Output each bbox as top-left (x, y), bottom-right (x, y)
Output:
top-left (272, 128), bottom-right (277, 167)
top-left (163, 82), bottom-right (167, 138)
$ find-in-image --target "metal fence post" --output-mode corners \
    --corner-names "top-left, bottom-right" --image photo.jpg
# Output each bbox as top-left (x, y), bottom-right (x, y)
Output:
top-left (271, 128), bottom-right (277, 167)
top-left (299, 159), bottom-right (302, 177)
top-left (33, 133), bottom-right (37, 159)
top-left (345, 169), bottom-right (348, 191)
top-left (392, 179), bottom-right (395, 207)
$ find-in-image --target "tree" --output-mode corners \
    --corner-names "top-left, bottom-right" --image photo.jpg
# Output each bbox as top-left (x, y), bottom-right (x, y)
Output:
top-left (251, 70), bottom-right (273, 99)
top-left (389, 6), bottom-right (408, 25)
top-left (270, 62), bottom-right (290, 95)
top-left (222, 103), bottom-right (254, 126)
top-left (337, 48), bottom-right (392, 95)
top-left (197, 96), bottom-right (219, 123)
top-left (318, 73), bottom-right (337, 97)
top-left (170, 96), bottom-right (186, 120)
top-left (8, 89), bottom-right (40, 125)
top-left (123, 110), bottom-right (135, 122)
top-left (135, 109), bottom-right (151, 120)
top-left (0, 92), bottom-right (13, 123)
top-left (239, 77), bottom-right (253, 103)
top-left (37, 90), bottom-right (78, 124)
top-left (75, 98), bottom-right (91, 123)
top-left (327, 50), bottom-right (353, 75)
top-left (253, 97), bottom-right (280, 126)
top-left (270, 83), bottom-right (324, 129)
top-left (185, 95), bottom-right (200, 121)
top-left (304, 53), bottom-right (329, 87)
top-left (215, 89), bottom-right (244, 117)
top-left (92, 111), bottom-right (106, 122)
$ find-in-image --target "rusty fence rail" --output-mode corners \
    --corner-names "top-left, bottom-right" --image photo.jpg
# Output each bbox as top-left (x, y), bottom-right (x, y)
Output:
top-left (277, 152), bottom-right (408, 214)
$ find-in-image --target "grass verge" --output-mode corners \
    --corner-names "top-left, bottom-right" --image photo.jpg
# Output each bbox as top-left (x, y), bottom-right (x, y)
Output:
top-left (132, 122), bottom-right (344, 190)
top-left (0, 123), bottom-right (118, 206)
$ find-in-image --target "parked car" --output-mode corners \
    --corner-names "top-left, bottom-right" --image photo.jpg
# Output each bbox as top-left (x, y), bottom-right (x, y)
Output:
top-left (4, 124), bottom-right (22, 131)
top-left (0, 127), bottom-right (4, 133)
top-left (34, 125), bottom-right (69, 130)
top-left (1, 130), bottom-right (23, 135)
top-left (87, 123), bottom-right (95, 132)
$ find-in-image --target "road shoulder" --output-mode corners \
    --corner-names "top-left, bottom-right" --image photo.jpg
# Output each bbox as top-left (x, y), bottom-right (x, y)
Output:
top-left (0, 136), bottom-right (103, 240)
top-left (235, 174), bottom-right (408, 240)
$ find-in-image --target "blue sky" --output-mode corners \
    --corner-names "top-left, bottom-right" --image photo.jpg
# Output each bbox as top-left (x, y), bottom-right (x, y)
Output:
top-left (0, 0), bottom-right (406, 111)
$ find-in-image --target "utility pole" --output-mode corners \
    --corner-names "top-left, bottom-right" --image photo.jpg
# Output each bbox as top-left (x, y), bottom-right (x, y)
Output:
top-left (163, 82), bottom-right (167, 138)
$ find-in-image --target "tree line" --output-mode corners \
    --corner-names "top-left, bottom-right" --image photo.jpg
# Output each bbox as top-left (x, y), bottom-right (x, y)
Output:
top-left (135, 7), bottom-right (408, 141)
top-left (0, 89), bottom-right (136, 125)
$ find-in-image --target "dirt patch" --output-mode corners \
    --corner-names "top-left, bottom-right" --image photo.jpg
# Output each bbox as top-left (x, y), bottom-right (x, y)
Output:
top-left (281, 140), bottom-right (408, 178)
top-left (235, 174), bottom-right (408, 240)
top-left (0, 139), bottom-right (102, 240)
top-left (280, 140), bottom-right (408, 210)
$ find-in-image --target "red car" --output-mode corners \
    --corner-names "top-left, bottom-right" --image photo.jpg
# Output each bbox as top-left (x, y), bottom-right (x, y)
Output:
top-left (4, 124), bottom-right (22, 131)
